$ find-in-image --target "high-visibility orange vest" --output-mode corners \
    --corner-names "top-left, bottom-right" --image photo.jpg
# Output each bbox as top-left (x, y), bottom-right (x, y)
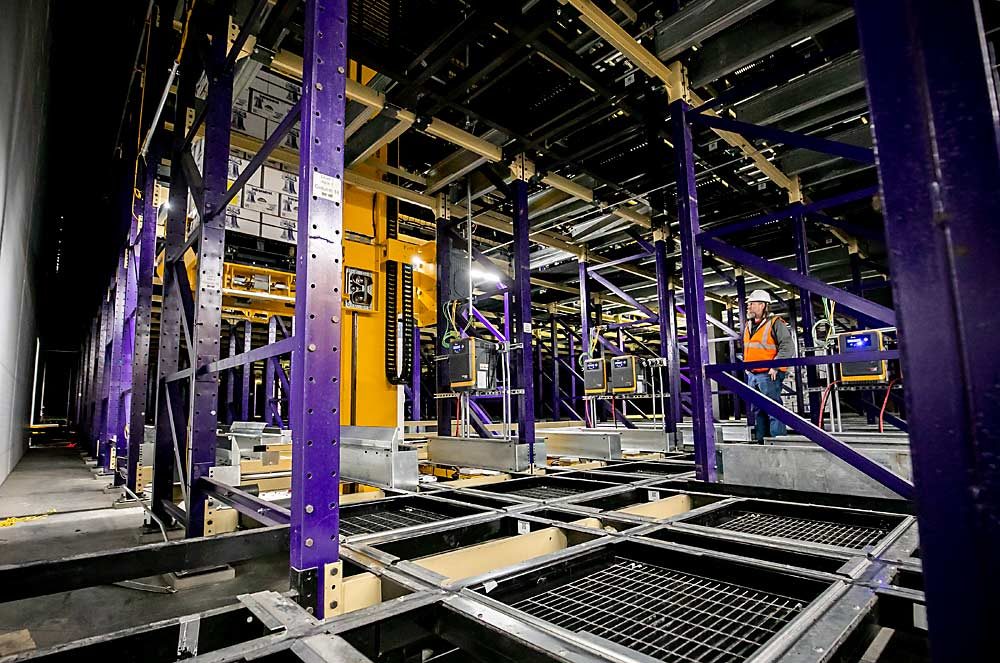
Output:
top-left (743, 316), bottom-right (786, 373)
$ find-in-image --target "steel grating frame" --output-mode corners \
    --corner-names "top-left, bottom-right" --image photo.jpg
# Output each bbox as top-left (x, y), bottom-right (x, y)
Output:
top-left (711, 511), bottom-right (888, 549)
top-left (510, 556), bottom-right (808, 663)
top-left (340, 504), bottom-right (467, 537)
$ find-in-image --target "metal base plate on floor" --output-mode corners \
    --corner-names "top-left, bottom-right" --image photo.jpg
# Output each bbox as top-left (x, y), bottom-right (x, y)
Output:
top-left (426, 436), bottom-right (547, 472)
top-left (542, 430), bottom-right (623, 460)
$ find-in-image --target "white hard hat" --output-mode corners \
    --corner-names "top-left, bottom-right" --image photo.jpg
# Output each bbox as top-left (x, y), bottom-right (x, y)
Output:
top-left (747, 289), bottom-right (773, 304)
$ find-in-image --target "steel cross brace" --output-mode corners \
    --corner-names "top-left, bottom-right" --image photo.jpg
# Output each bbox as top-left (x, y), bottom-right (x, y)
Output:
top-left (700, 236), bottom-right (896, 327)
top-left (713, 372), bottom-right (914, 499)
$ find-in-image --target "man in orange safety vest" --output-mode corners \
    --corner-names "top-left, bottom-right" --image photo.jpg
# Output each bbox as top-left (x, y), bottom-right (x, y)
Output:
top-left (743, 289), bottom-right (795, 443)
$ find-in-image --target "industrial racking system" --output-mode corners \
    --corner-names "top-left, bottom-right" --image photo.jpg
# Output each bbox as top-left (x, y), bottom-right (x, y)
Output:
top-left (27, 0), bottom-right (998, 661)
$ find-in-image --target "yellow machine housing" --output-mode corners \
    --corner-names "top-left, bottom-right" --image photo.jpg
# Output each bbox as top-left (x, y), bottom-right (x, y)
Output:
top-left (836, 330), bottom-right (889, 383)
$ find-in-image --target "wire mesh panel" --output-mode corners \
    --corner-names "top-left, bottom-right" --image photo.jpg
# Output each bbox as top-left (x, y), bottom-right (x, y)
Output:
top-left (511, 557), bottom-right (805, 663)
top-left (712, 512), bottom-right (887, 549)
top-left (340, 505), bottom-right (457, 536)
top-left (505, 484), bottom-right (590, 500)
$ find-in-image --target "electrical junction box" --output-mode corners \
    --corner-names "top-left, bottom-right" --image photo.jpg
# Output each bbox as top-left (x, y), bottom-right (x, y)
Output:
top-left (610, 355), bottom-right (646, 394)
top-left (837, 330), bottom-right (888, 382)
top-left (449, 338), bottom-right (498, 391)
top-left (583, 358), bottom-right (607, 395)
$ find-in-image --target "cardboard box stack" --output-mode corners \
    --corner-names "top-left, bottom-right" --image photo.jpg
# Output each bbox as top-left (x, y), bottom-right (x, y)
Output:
top-left (187, 70), bottom-right (302, 245)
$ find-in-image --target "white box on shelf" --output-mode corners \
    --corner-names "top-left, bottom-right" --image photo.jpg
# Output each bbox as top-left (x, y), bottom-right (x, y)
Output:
top-left (225, 211), bottom-right (261, 237)
top-left (244, 185), bottom-right (278, 215)
top-left (263, 166), bottom-right (299, 196)
top-left (227, 154), bottom-right (262, 188)
top-left (250, 89), bottom-right (293, 123)
top-left (279, 194), bottom-right (298, 221)
top-left (262, 214), bottom-right (297, 243)
top-left (281, 126), bottom-right (301, 151)
top-left (231, 110), bottom-right (267, 139)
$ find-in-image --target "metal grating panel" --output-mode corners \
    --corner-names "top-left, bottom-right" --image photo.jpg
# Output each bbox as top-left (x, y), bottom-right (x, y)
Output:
top-left (511, 558), bottom-right (804, 663)
top-left (505, 485), bottom-right (589, 500)
top-left (713, 512), bottom-right (887, 549)
top-left (340, 505), bottom-right (455, 536)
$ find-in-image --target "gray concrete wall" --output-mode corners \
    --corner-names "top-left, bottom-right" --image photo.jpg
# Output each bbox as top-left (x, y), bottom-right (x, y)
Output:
top-left (0, 1), bottom-right (49, 485)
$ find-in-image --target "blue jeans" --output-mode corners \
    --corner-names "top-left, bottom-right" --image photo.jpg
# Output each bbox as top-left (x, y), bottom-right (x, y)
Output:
top-left (747, 372), bottom-right (787, 443)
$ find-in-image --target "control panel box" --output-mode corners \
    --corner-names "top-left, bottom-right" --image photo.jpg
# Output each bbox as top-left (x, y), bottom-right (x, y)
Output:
top-left (583, 358), bottom-right (607, 395)
top-left (610, 355), bottom-right (646, 394)
top-left (448, 338), bottom-right (498, 391)
top-left (837, 330), bottom-right (888, 382)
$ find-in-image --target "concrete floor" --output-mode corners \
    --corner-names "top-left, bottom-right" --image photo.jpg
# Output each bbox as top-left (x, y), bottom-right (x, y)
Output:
top-left (0, 446), bottom-right (117, 518)
top-left (0, 437), bottom-right (290, 655)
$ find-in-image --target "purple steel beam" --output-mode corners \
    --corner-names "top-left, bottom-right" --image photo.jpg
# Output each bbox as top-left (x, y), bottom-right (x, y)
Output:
top-left (511, 178), bottom-right (536, 462)
top-left (793, 212), bottom-right (822, 422)
top-left (707, 350), bottom-right (899, 373)
top-left (692, 112), bottom-right (875, 163)
top-left (213, 101), bottom-right (301, 216)
top-left (654, 235), bottom-right (677, 436)
top-left (714, 372), bottom-right (913, 498)
top-left (185, 4), bottom-right (232, 538)
top-left (264, 317), bottom-right (277, 425)
top-left (126, 147), bottom-right (160, 492)
top-left (289, 0), bottom-right (348, 616)
top-left (626, 228), bottom-right (656, 254)
top-left (242, 320), bottom-right (252, 420)
top-left (115, 202), bottom-right (141, 487)
top-left (858, 1), bottom-right (1000, 657)
top-left (269, 358), bottom-right (287, 428)
top-left (569, 333), bottom-right (577, 409)
top-left (199, 477), bottom-right (291, 527)
top-left (578, 260), bottom-right (591, 358)
top-left (468, 305), bottom-right (507, 342)
top-left (587, 251), bottom-right (651, 271)
top-left (596, 334), bottom-right (624, 357)
top-left (225, 328), bottom-right (237, 424)
top-left (665, 289), bottom-right (682, 426)
top-left (207, 336), bottom-right (296, 374)
top-left (106, 255), bottom-right (128, 474)
top-left (550, 316), bottom-right (560, 420)
top-left (701, 236), bottom-right (896, 326)
top-left (151, 63), bottom-right (195, 524)
top-left (605, 316), bottom-right (657, 331)
top-left (587, 269), bottom-right (656, 318)
top-left (672, 99), bottom-right (717, 481)
top-left (698, 187), bottom-right (878, 241)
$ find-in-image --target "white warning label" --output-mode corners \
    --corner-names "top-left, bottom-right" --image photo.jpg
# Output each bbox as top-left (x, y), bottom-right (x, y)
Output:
top-left (312, 171), bottom-right (342, 203)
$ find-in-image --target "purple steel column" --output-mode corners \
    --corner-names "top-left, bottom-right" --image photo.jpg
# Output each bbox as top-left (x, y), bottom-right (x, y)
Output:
top-left (569, 332), bottom-right (577, 414)
top-left (550, 315), bottom-right (560, 420)
top-left (151, 61), bottom-right (194, 524)
top-left (793, 212), bottom-right (821, 421)
top-left (185, 4), bottom-right (232, 537)
top-left (264, 316), bottom-right (277, 425)
top-left (857, 1), bottom-right (1000, 658)
top-left (653, 235), bottom-right (677, 438)
top-left (242, 320), bottom-right (252, 420)
top-left (115, 202), bottom-right (140, 487)
top-left (225, 327), bottom-right (237, 423)
top-left (511, 178), bottom-right (536, 461)
top-left (289, 0), bottom-right (348, 616)
top-left (672, 99), bottom-right (717, 481)
top-left (98, 285), bottom-right (116, 470)
top-left (126, 147), bottom-right (160, 492)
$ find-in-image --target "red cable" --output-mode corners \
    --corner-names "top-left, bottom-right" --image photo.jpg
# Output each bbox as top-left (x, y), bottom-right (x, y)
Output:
top-left (817, 380), bottom-right (840, 429)
top-left (879, 379), bottom-right (899, 433)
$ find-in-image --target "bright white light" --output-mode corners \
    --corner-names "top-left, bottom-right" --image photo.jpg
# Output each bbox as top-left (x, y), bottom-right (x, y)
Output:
top-left (469, 266), bottom-right (503, 284)
top-left (411, 256), bottom-right (423, 267)
top-left (163, 201), bottom-right (172, 211)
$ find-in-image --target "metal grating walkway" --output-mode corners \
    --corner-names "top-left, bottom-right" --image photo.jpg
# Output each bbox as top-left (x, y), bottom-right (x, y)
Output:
top-left (713, 512), bottom-right (887, 549)
top-left (511, 558), bottom-right (804, 663)
top-left (340, 505), bottom-right (455, 536)
top-left (505, 485), bottom-right (589, 500)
